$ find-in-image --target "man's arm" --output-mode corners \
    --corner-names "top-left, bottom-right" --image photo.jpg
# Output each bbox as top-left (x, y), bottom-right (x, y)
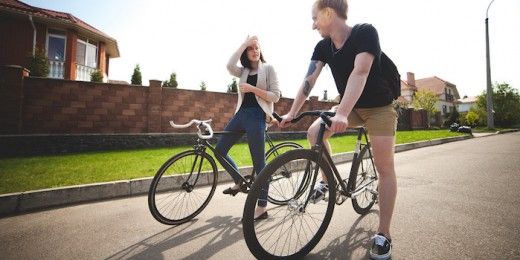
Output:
top-left (280, 60), bottom-right (325, 126)
top-left (329, 52), bottom-right (374, 133)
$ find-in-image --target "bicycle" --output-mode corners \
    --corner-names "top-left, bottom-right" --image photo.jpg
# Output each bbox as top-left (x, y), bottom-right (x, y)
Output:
top-left (148, 118), bottom-right (303, 225)
top-left (242, 111), bottom-right (379, 259)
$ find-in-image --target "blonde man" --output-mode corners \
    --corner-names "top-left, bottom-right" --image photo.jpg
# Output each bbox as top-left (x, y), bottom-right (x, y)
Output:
top-left (279, 0), bottom-right (397, 259)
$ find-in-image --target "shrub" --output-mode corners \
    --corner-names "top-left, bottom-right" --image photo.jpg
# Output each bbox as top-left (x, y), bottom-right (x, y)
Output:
top-left (26, 47), bottom-right (49, 77)
top-left (90, 69), bottom-right (103, 82)
top-left (466, 111), bottom-right (480, 127)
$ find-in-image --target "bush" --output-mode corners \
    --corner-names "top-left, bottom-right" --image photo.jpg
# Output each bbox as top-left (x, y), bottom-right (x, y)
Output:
top-left (90, 69), bottom-right (103, 82)
top-left (466, 111), bottom-right (480, 127)
top-left (26, 47), bottom-right (49, 77)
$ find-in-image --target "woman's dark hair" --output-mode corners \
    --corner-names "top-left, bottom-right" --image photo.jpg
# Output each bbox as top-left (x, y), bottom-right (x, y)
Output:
top-left (240, 47), bottom-right (266, 69)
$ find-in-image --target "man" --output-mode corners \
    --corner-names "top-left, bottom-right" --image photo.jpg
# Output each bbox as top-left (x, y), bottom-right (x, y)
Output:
top-left (278, 1), bottom-right (397, 259)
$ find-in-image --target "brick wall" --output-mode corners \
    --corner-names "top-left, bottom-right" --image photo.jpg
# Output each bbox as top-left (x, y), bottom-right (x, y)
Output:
top-left (1, 66), bottom-right (336, 135)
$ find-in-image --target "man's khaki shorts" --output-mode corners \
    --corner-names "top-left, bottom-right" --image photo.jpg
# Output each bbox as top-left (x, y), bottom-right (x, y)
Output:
top-left (332, 104), bottom-right (398, 136)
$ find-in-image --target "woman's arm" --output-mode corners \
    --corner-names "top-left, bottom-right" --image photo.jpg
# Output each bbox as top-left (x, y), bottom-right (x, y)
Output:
top-left (239, 65), bottom-right (281, 103)
top-left (227, 36), bottom-right (257, 77)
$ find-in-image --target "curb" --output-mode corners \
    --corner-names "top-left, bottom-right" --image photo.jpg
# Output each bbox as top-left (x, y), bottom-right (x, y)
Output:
top-left (0, 134), bottom-right (475, 216)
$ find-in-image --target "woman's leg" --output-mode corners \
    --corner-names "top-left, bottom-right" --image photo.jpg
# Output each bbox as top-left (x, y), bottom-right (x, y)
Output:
top-left (215, 112), bottom-right (244, 184)
top-left (243, 108), bottom-right (267, 208)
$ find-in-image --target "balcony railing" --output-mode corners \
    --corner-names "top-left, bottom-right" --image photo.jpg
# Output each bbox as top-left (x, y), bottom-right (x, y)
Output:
top-left (48, 60), bottom-right (65, 79)
top-left (76, 64), bottom-right (97, 81)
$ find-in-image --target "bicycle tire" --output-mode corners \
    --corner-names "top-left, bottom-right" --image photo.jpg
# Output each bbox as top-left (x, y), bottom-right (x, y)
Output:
top-left (265, 142), bottom-right (308, 205)
top-left (243, 149), bottom-right (336, 259)
top-left (351, 145), bottom-right (378, 215)
top-left (148, 150), bottom-right (218, 225)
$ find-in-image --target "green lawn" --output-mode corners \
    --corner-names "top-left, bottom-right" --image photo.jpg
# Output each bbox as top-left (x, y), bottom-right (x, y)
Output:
top-left (0, 130), bottom-right (466, 194)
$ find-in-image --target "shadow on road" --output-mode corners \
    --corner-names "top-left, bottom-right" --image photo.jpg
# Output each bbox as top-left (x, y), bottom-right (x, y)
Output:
top-left (104, 215), bottom-right (243, 259)
top-left (307, 210), bottom-right (380, 260)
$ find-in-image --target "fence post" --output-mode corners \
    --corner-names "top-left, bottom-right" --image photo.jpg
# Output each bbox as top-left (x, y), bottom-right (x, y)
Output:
top-left (147, 80), bottom-right (162, 133)
top-left (0, 65), bottom-right (28, 134)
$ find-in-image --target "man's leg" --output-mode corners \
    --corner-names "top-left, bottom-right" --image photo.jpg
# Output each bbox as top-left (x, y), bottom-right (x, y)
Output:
top-left (369, 135), bottom-right (397, 237)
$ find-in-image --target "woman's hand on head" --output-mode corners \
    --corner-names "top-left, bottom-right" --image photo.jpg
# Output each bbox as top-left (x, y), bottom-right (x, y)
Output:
top-left (243, 35), bottom-right (259, 47)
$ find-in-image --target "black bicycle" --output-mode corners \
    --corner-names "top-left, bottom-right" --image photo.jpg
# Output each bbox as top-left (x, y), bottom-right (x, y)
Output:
top-left (148, 118), bottom-right (302, 225)
top-left (242, 111), bottom-right (379, 259)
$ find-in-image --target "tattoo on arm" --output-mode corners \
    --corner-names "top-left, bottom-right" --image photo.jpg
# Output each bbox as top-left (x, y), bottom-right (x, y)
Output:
top-left (303, 61), bottom-right (319, 97)
top-left (303, 80), bottom-right (312, 97)
top-left (306, 60), bottom-right (318, 77)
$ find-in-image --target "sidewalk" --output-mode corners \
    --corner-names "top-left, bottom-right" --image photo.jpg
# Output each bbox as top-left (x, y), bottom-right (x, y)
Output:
top-left (0, 130), bottom-right (515, 216)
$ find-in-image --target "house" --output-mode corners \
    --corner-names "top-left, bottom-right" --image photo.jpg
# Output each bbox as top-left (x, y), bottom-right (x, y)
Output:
top-left (0, 0), bottom-right (119, 82)
top-left (414, 75), bottom-right (460, 116)
top-left (457, 95), bottom-right (478, 113)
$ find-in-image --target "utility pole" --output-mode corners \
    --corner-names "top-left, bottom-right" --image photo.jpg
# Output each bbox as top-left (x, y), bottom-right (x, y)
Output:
top-left (485, 0), bottom-right (495, 129)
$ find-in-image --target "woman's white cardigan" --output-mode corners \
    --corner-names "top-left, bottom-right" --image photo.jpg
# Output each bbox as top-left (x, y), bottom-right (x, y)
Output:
top-left (226, 50), bottom-right (281, 121)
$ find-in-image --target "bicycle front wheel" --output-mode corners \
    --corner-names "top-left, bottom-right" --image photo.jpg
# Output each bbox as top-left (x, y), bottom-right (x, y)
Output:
top-left (243, 149), bottom-right (336, 259)
top-left (351, 145), bottom-right (378, 215)
top-left (148, 150), bottom-right (218, 225)
top-left (265, 142), bottom-right (307, 205)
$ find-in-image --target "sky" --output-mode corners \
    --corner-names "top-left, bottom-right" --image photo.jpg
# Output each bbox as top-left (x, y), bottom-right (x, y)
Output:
top-left (25, 0), bottom-right (520, 99)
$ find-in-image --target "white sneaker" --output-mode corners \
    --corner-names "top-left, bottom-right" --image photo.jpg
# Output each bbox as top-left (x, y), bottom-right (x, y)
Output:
top-left (310, 181), bottom-right (328, 203)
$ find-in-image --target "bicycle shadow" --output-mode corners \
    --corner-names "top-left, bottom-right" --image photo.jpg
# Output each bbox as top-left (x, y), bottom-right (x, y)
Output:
top-left (307, 210), bottom-right (380, 260)
top-left (104, 215), bottom-right (243, 260)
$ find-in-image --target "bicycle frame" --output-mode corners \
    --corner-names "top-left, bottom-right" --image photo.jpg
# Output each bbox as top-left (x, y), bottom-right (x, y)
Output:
top-left (301, 121), bottom-right (377, 209)
top-left (186, 130), bottom-right (289, 190)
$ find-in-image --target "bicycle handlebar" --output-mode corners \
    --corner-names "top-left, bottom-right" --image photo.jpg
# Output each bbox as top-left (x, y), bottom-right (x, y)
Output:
top-left (169, 119), bottom-right (214, 139)
top-left (272, 111), bottom-right (335, 127)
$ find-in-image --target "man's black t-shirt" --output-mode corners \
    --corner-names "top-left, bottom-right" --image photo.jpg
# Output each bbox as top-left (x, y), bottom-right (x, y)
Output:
top-left (311, 23), bottom-right (393, 108)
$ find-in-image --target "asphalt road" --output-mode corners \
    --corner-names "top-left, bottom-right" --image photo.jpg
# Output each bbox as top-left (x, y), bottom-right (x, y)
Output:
top-left (1, 132), bottom-right (519, 259)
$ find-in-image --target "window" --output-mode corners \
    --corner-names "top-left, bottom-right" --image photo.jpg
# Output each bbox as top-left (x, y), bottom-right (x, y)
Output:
top-left (76, 39), bottom-right (97, 68)
top-left (47, 30), bottom-right (66, 61)
top-left (442, 105), bottom-right (447, 114)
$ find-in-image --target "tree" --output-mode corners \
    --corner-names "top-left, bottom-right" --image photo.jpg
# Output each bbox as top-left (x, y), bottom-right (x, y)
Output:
top-left (412, 89), bottom-right (439, 128)
top-left (227, 78), bottom-right (238, 93)
top-left (26, 47), bottom-right (49, 77)
top-left (476, 82), bottom-right (520, 127)
top-left (90, 69), bottom-right (103, 82)
top-left (200, 81), bottom-right (207, 91)
top-left (163, 72), bottom-right (178, 88)
top-left (131, 64), bottom-right (142, 85)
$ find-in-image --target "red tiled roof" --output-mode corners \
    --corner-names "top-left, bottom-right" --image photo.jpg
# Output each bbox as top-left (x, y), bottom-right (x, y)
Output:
top-left (415, 76), bottom-right (453, 94)
top-left (0, 0), bottom-right (119, 57)
top-left (1, 0), bottom-right (112, 39)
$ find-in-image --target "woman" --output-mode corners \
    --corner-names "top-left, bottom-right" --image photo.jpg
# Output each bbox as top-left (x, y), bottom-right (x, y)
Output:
top-left (215, 36), bottom-right (281, 220)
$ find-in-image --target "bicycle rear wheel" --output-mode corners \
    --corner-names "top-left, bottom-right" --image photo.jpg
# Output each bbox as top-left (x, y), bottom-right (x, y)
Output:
top-left (265, 142), bottom-right (307, 205)
top-left (243, 149), bottom-right (336, 259)
top-left (148, 150), bottom-right (218, 225)
top-left (351, 146), bottom-right (378, 215)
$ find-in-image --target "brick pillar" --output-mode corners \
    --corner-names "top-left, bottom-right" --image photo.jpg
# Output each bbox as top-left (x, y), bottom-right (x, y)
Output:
top-left (97, 42), bottom-right (107, 81)
top-left (64, 30), bottom-right (77, 80)
top-left (0, 65), bottom-right (29, 134)
top-left (147, 80), bottom-right (162, 133)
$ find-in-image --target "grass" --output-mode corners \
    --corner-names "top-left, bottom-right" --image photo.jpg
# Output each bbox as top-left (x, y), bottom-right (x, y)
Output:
top-left (0, 130), bottom-right (467, 194)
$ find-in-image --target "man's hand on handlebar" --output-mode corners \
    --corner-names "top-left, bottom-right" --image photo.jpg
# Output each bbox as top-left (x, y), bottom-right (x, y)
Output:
top-left (328, 114), bottom-right (349, 133)
top-left (278, 114), bottom-right (295, 128)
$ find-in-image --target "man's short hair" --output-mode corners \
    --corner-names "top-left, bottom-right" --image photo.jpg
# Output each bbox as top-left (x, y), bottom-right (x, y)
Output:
top-left (315, 0), bottom-right (348, 20)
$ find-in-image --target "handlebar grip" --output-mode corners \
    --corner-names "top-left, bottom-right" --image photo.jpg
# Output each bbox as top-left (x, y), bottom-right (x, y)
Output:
top-left (320, 114), bottom-right (332, 127)
top-left (272, 112), bottom-right (283, 122)
top-left (272, 112), bottom-right (300, 124)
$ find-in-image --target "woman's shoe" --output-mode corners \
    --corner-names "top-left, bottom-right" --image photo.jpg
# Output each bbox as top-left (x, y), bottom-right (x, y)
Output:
top-left (254, 211), bottom-right (268, 221)
top-left (223, 187), bottom-right (240, 196)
